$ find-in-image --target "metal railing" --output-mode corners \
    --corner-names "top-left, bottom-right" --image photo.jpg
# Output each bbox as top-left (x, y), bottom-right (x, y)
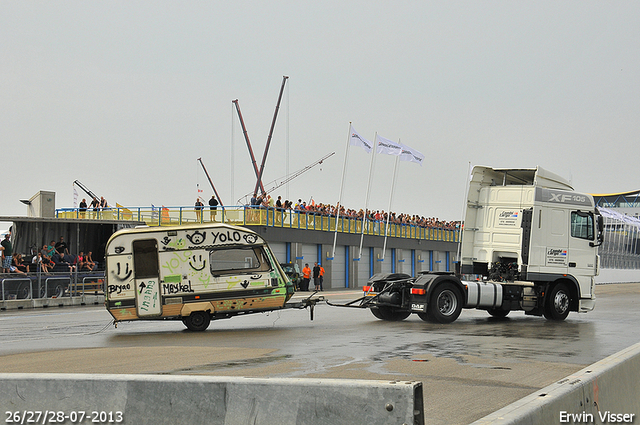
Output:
top-left (1, 278), bottom-right (32, 301)
top-left (1, 272), bottom-right (105, 301)
top-left (56, 205), bottom-right (461, 243)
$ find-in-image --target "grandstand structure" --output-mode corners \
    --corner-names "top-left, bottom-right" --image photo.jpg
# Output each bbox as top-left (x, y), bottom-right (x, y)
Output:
top-left (1, 191), bottom-right (460, 294)
top-left (593, 190), bottom-right (640, 280)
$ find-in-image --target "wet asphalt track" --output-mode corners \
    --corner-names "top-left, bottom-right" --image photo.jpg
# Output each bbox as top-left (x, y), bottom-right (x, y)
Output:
top-left (1, 283), bottom-right (639, 424)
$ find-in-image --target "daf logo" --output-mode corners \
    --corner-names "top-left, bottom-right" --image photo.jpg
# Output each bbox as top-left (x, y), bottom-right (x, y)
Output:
top-left (549, 193), bottom-right (573, 203)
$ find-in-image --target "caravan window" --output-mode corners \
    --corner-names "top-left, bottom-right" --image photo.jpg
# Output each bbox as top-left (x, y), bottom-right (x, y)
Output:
top-left (209, 246), bottom-right (271, 275)
top-left (571, 211), bottom-right (594, 240)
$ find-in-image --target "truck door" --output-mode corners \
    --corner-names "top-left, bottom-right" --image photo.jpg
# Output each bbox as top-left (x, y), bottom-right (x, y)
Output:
top-left (568, 211), bottom-right (596, 296)
top-left (133, 239), bottom-right (162, 317)
top-left (543, 208), bottom-right (569, 274)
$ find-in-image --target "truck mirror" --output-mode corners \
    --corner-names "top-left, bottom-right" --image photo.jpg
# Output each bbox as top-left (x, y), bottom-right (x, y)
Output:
top-left (590, 215), bottom-right (605, 247)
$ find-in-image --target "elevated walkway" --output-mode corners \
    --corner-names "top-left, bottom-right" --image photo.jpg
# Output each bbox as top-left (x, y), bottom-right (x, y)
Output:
top-left (55, 205), bottom-right (460, 243)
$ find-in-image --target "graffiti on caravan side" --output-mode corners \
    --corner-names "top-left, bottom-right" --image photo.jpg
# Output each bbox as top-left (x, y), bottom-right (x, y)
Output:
top-left (161, 250), bottom-right (212, 289)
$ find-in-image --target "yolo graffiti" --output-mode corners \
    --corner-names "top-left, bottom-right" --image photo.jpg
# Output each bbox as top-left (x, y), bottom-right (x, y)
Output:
top-left (108, 283), bottom-right (131, 295)
top-left (161, 250), bottom-right (193, 274)
top-left (211, 230), bottom-right (242, 244)
top-left (163, 281), bottom-right (195, 295)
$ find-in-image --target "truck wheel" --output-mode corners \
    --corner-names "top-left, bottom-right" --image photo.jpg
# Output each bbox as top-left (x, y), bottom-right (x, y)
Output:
top-left (544, 283), bottom-right (571, 321)
top-left (488, 308), bottom-right (510, 318)
top-left (370, 306), bottom-right (410, 321)
top-left (184, 311), bottom-right (211, 331)
top-left (427, 282), bottom-right (463, 324)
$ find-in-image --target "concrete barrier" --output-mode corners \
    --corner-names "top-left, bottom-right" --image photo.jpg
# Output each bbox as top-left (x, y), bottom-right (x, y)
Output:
top-left (596, 269), bottom-right (640, 284)
top-left (0, 295), bottom-right (104, 310)
top-left (0, 374), bottom-right (424, 425)
top-left (471, 342), bottom-right (640, 424)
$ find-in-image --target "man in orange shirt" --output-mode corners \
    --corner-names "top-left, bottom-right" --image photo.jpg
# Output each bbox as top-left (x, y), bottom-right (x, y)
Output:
top-left (319, 263), bottom-right (325, 291)
top-left (301, 263), bottom-right (311, 291)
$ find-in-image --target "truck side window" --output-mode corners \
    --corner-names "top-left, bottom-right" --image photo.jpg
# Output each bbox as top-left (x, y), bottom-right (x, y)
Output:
top-left (571, 211), bottom-right (594, 240)
top-left (209, 246), bottom-right (271, 275)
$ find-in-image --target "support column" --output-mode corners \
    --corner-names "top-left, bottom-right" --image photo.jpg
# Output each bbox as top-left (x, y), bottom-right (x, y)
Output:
top-left (322, 244), bottom-right (333, 290)
top-left (373, 247), bottom-right (383, 275)
top-left (293, 243), bottom-right (303, 274)
top-left (349, 246), bottom-right (359, 288)
top-left (396, 249), bottom-right (404, 274)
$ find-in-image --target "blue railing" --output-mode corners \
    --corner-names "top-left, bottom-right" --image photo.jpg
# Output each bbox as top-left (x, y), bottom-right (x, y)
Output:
top-left (56, 206), bottom-right (460, 243)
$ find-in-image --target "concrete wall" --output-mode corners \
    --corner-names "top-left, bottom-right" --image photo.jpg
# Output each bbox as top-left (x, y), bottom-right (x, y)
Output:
top-left (596, 268), bottom-right (640, 284)
top-left (471, 342), bottom-right (640, 424)
top-left (0, 374), bottom-right (424, 425)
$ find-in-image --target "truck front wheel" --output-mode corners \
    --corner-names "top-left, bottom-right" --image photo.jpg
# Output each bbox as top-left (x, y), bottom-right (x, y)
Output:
top-left (370, 306), bottom-right (411, 321)
top-left (544, 283), bottom-right (571, 321)
top-left (184, 311), bottom-right (211, 331)
top-left (427, 282), bottom-right (463, 324)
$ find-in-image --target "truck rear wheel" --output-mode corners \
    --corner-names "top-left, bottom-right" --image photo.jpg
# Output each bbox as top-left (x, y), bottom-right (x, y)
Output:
top-left (544, 283), bottom-right (570, 321)
top-left (184, 311), bottom-right (211, 331)
top-left (370, 306), bottom-right (411, 321)
top-left (427, 282), bottom-right (463, 324)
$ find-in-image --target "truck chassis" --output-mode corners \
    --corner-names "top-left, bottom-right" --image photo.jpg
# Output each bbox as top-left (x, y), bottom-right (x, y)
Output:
top-left (329, 271), bottom-right (577, 323)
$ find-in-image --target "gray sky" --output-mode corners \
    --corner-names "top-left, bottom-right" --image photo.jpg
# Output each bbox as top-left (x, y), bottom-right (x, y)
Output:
top-left (2, 1), bottom-right (639, 227)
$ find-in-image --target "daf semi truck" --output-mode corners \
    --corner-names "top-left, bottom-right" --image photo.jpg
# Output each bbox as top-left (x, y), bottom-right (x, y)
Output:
top-left (341, 166), bottom-right (604, 323)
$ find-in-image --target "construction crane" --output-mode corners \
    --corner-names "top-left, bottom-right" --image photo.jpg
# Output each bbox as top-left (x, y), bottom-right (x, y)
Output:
top-left (253, 75), bottom-right (289, 196)
top-left (232, 99), bottom-right (266, 195)
top-left (233, 76), bottom-right (289, 197)
top-left (73, 180), bottom-right (100, 202)
top-left (197, 158), bottom-right (224, 206)
top-left (237, 151), bottom-right (335, 204)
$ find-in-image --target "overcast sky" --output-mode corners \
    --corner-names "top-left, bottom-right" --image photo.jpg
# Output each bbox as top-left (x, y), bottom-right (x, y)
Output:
top-left (2, 1), bottom-right (639, 228)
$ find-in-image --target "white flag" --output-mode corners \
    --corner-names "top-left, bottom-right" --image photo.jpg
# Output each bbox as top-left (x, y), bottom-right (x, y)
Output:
top-left (399, 142), bottom-right (425, 166)
top-left (349, 125), bottom-right (373, 153)
top-left (375, 134), bottom-right (402, 156)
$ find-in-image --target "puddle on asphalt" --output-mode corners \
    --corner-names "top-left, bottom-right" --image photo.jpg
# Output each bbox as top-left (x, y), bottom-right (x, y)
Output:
top-left (165, 354), bottom-right (293, 374)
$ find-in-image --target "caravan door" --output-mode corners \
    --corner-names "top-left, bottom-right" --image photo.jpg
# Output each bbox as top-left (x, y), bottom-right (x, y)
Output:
top-left (133, 239), bottom-right (162, 317)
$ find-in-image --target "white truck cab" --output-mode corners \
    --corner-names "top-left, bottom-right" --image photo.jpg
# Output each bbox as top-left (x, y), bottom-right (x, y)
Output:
top-left (460, 166), bottom-right (603, 315)
top-left (340, 166), bottom-right (604, 324)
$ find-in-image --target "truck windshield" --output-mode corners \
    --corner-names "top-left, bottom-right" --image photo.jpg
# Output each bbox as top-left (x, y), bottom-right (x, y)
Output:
top-left (209, 246), bottom-right (271, 275)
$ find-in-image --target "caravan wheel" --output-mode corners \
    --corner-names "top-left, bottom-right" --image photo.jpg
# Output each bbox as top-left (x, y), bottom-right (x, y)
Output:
top-left (184, 311), bottom-right (211, 331)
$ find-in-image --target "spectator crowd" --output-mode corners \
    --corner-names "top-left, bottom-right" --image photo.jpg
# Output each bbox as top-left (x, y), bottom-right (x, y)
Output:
top-left (1, 233), bottom-right (97, 275)
top-left (248, 192), bottom-right (461, 230)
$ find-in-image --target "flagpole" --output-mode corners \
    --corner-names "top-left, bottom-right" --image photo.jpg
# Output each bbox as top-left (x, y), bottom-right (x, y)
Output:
top-left (331, 123), bottom-right (352, 259)
top-left (358, 132), bottom-right (378, 259)
top-left (456, 161), bottom-right (472, 272)
top-left (381, 151), bottom-right (400, 261)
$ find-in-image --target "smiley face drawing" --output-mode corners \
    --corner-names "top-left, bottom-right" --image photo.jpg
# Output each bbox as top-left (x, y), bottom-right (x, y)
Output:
top-left (243, 234), bottom-right (258, 244)
top-left (186, 231), bottom-right (206, 245)
top-left (112, 259), bottom-right (133, 282)
top-left (225, 277), bottom-right (241, 290)
top-left (189, 254), bottom-right (206, 271)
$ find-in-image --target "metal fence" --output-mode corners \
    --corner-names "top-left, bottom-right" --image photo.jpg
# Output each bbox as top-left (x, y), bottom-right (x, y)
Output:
top-left (56, 205), bottom-right (461, 243)
top-left (1, 272), bottom-right (105, 301)
top-left (599, 207), bottom-right (640, 270)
